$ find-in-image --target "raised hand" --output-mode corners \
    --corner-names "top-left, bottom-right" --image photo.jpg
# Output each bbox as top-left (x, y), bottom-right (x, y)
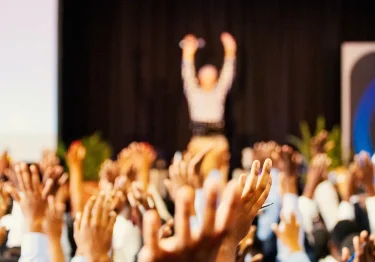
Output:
top-left (238, 225), bottom-right (257, 257)
top-left (127, 142), bottom-right (156, 189)
top-left (272, 213), bottom-right (302, 253)
top-left (40, 149), bottom-right (60, 172)
top-left (0, 182), bottom-right (12, 245)
top-left (138, 179), bottom-right (241, 262)
top-left (44, 195), bottom-right (66, 239)
top-left (66, 140), bottom-right (86, 169)
top-left (99, 159), bottom-right (120, 190)
top-left (276, 145), bottom-right (300, 176)
top-left (165, 145), bottom-right (213, 201)
top-left (128, 142), bottom-right (156, 169)
top-left (303, 153), bottom-right (331, 199)
top-left (14, 163), bottom-right (52, 232)
top-left (230, 159), bottom-right (272, 243)
top-left (182, 34), bottom-right (199, 57)
top-left (341, 231), bottom-right (375, 262)
top-left (353, 151), bottom-right (375, 195)
top-left (0, 151), bottom-right (10, 175)
top-left (74, 194), bottom-right (116, 262)
top-left (221, 32), bottom-right (237, 56)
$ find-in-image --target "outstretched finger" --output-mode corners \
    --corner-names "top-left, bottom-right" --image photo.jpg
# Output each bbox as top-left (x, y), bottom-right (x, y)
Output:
top-left (175, 186), bottom-right (194, 245)
top-left (81, 196), bottom-right (96, 228)
top-left (242, 161), bottom-right (260, 198)
top-left (30, 165), bottom-right (41, 193)
top-left (200, 178), bottom-right (219, 238)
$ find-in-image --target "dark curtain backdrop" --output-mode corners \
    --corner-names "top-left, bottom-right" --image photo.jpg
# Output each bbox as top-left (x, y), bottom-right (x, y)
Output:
top-left (60, 0), bottom-right (375, 167)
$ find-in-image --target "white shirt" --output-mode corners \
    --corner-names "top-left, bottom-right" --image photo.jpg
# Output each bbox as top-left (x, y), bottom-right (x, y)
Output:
top-left (112, 215), bottom-right (142, 262)
top-left (2, 201), bottom-right (72, 261)
top-left (182, 58), bottom-right (235, 123)
top-left (19, 232), bottom-right (50, 262)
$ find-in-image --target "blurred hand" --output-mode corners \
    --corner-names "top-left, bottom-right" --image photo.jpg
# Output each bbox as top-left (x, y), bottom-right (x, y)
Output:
top-left (228, 159), bottom-right (272, 244)
top-left (182, 34), bottom-right (199, 57)
top-left (253, 141), bottom-right (278, 165)
top-left (310, 130), bottom-right (331, 157)
top-left (43, 195), bottom-right (66, 240)
top-left (303, 153), bottom-right (331, 199)
top-left (238, 225), bottom-right (257, 256)
top-left (0, 182), bottom-right (11, 245)
top-left (39, 149), bottom-right (60, 173)
top-left (353, 151), bottom-right (375, 195)
top-left (99, 159), bottom-right (120, 190)
top-left (127, 182), bottom-right (156, 229)
top-left (165, 145), bottom-right (213, 201)
top-left (221, 32), bottom-right (237, 54)
top-left (276, 145), bottom-right (299, 176)
top-left (42, 165), bottom-right (69, 194)
top-left (158, 219), bottom-right (174, 239)
top-left (138, 178), bottom-right (241, 262)
top-left (74, 194), bottom-right (116, 262)
top-left (128, 142), bottom-right (156, 169)
top-left (272, 213), bottom-right (302, 253)
top-left (0, 151), bottom-right (10, 175)
top-left (341, 231), bottom-right (375, 262)
top-left (66, 141), bottom-right (86, 169)
top-left (14, 163), bottom-right (53, 232)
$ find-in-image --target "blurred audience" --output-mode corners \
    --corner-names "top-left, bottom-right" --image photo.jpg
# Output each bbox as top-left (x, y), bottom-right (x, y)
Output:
top-left (0, 133), bottom-right (374, 262)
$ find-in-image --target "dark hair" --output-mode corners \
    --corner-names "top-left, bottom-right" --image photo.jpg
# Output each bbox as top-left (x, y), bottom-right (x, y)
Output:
top-left (331, 220), bottom-right (360, 251)
top-left (312, 228), bottom-right (331, 259)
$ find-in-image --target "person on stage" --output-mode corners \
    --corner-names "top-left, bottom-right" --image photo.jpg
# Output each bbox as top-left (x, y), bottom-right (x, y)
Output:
top-left (180, 32), bottom-right (236, 182)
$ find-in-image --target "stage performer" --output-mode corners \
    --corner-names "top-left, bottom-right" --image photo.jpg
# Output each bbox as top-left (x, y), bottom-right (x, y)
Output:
top-left (180, 32), bottom-right (236, 182)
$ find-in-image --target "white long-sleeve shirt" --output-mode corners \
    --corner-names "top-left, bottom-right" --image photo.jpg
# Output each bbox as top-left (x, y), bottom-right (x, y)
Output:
top-left (298, 180), bottom-right (355, 237)
top-left (182, 58), bottom-right (235, 123)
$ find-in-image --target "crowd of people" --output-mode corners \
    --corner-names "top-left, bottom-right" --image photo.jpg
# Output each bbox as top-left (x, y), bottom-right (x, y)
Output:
top-left (0, 130), bottom-right (374, 262)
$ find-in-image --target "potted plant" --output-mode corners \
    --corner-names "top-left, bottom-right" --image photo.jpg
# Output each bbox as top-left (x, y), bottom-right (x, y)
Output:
top-left (288, 116), bottom-right (345, 182)
top-left (57, 132), bottom-right (112, 202)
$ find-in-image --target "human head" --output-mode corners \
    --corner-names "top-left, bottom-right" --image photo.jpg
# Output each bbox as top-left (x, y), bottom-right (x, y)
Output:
top-left (329, 220), bottom-right (360, 260)
top-left (198, 64), bottom-right (218, 90)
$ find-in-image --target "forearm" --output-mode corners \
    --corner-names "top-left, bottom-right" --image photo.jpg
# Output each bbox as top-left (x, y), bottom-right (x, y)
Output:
top-left (224, 50), bottom-right (236, 60)
top-left (138, 164), bottom-right (150, 190)
top-left (182, 50), bottom-right (195, 62)
top-left (48, 237), bottom-right (65, 262)
top-left (69, 166), bottom-right (84, 214)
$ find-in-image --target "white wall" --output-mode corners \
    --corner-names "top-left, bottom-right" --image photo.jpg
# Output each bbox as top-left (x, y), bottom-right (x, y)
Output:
top-left (0, 0), bottom-right (58, 161)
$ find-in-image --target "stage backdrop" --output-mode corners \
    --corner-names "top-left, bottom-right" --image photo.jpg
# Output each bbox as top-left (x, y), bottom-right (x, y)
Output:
top-left (342, 43), bottom-right (375, 163)
top-left (60, 0), bottom-right (375, 167)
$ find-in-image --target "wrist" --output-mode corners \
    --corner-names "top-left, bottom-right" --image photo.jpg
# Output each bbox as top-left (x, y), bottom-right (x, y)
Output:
top-left (289, 242), bottom-right (303, 253)
top-left (47, 233), bottom-right (62, 242)
top-left (26, 219), bottom-right (44, 233)
top-left (224, 51), bottom-right (236, 58)
top-left (183, 53), bottom-right (195, 61)
top-left (87, 255), bottom-right (111, 262)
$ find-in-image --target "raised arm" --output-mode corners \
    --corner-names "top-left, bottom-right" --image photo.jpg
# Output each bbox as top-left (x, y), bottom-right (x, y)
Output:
top-left (181, 34), bottom-right (199, 92)
top-left (217, 32), bottom-right (236, 94)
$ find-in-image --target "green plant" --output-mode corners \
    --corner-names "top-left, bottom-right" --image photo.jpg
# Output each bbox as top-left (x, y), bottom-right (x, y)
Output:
top-left (287, 116), bottom-right (343, 168)
top-left (57, 133), bottom-right (112, 181)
